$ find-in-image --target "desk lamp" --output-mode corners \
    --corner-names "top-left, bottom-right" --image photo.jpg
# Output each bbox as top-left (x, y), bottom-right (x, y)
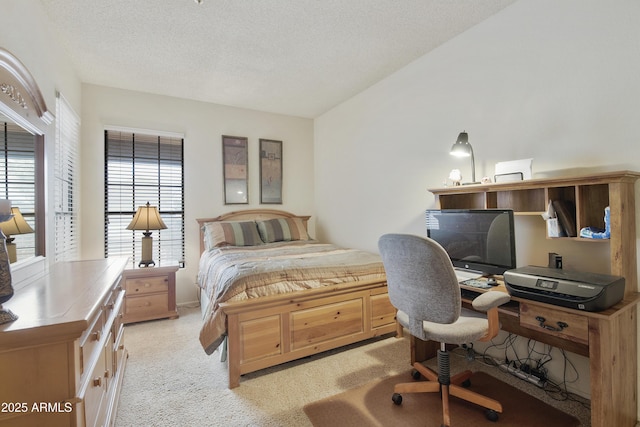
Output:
top-left (450, 131), bottom-right (478, 184)
top-left (0, 207), bottom-right (34, 263)
top-left (127, 202), bottom-right (167, 267)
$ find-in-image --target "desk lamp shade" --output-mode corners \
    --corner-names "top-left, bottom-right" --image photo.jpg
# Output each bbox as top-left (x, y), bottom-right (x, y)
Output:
top-left (127, 202), bottom-right (167, 267)
top-left (0, 200), bottom-right (17, 324)
top-left (450, 131), bottom-right (476, 184)
top-left (0, 207), bottom-right (35, 264)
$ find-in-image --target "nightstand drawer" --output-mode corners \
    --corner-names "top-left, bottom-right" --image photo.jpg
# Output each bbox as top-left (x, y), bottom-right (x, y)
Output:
top-left (125, 294), bottom-right (169, 318)
top-left (122, 266), bottom-right (179, 324)
top-left (125, 275), bottom-right (168, 295)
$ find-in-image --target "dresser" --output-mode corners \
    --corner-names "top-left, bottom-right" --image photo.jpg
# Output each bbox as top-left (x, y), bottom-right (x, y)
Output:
top-left (0, 257), bottom-right (128, 427)
top-left (122, 265), bottom-right (179, 324)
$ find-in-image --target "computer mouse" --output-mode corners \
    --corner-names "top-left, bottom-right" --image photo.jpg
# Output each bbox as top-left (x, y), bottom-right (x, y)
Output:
top-left (486, 277), bottom-right (498, 286)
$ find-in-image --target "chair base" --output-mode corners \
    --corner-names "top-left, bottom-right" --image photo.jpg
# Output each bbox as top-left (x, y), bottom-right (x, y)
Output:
top-left (393, 361), bottom-right (502, 427)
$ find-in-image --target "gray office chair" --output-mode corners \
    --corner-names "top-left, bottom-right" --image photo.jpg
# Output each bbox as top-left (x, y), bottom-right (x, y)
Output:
top-left (378, 233), bottom-right (511, 427)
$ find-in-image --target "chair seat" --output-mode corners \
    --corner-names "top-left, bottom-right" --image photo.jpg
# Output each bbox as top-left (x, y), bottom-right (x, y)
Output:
top-left (396, 308), bottom-right (489, 344)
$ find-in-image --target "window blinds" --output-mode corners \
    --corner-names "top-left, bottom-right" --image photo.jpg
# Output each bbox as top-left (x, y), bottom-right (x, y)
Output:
top-left (54, 93), bottom-right (80, 262)
top-left (0, 120), bottom-right (36, 261)
top-left (105, 129), bottom-right (184, 267)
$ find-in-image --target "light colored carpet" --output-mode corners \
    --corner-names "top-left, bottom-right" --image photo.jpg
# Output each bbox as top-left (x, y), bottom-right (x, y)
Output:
top-left (115, 306), bottom-right (590, 426)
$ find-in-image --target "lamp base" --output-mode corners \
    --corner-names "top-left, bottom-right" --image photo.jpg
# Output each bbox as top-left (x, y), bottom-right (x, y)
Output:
top-left (139, 234), bottom-right (155, 268)
top-left (0, 304), bottom-right (18, 324)
top-left (138, 260), bottom-right (156, 268)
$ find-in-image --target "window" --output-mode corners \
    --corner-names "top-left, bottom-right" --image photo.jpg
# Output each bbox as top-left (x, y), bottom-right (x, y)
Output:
top-left (105, 129), bottom-right (184, 267)
top-left (54, 93), bottom-right (80, 262)
top-left (0, 119), bottom-right (37, 262)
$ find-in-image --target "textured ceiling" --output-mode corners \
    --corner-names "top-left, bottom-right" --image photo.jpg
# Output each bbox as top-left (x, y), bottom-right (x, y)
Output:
top-left (39, 0), bottom-right (515, 118)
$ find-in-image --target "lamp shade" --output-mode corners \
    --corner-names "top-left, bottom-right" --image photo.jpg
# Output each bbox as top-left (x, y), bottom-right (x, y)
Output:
top-left (450, 131), bottom-right (472, 157)
top-left (449, 131), bottom-right (477, 183)
top-left (0, 207), bottom-right (34, 236)
top-left (126, 202), bottom-right (167, 232)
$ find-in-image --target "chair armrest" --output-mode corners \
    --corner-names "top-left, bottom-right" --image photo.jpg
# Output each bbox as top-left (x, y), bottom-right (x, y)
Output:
top-left (474, 291), bottom-right (511, 342)
top-left (471, 291), bottom-right (511, 312)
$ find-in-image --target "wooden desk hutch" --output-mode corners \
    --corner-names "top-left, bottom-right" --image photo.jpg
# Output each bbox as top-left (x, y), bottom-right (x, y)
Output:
top-left (422, 171), bottom-right (640, 427)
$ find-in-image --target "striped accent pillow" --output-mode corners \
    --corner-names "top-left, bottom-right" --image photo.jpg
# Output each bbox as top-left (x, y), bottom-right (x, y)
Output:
top-left (256, 217), bottom-right (309, 243)
top-left (203, 221), bottom-right (264, 249)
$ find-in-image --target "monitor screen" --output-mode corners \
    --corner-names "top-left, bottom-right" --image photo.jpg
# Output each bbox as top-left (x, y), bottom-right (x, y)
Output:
top-left (425, 209), bottom-right (516, 276)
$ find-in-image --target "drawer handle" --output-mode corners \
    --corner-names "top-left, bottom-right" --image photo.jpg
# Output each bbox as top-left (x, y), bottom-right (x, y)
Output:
top-left (93, 377), bottom-right (102, 387)
top-left (535, 316), bottom-right (568, 332)
top-left (92, 330), bottom-right (102, 341)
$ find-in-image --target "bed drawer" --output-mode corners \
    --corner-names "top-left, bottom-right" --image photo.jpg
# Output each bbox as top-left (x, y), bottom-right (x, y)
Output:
top-left (290, 298), bottom-right (364, 350)
top-left (519, 302), bottom-right (589, 345)
top-left (239, 315), bottom-right (282, 364)
top-left (370, 293), bottom-right (396, 329)
top-left (124, 275), bottom-right (168, 295)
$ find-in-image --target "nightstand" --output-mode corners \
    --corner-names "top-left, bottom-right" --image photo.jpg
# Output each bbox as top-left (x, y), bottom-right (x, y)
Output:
top-left (122, 265), bottom-right (179, 324)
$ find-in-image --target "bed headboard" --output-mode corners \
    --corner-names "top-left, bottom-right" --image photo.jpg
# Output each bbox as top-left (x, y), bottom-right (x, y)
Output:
top-left (196, 209), bottom-right (311, 255)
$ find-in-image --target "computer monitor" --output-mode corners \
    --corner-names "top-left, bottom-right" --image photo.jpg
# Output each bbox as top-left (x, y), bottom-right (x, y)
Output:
top-left (425, 209), bottom-right (516, 276)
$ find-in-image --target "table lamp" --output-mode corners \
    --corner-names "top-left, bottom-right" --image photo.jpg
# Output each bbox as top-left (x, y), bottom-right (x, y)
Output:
top-left (0, 199), bottom-right (17, 324)
top-left (450, 131), bottom-right (478, 184)
top-left (0, 207), bottom-right (35, 263)
top-left (127, 202), bottom-right (167, 267)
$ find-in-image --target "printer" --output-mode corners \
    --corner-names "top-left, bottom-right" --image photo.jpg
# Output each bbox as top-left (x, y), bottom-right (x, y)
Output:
top-left (503, 265), bottom-right (625, 311)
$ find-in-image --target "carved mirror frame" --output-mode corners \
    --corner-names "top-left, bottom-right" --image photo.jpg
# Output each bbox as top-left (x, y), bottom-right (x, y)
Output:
top-left (0, 48), bottom-right (53, 263)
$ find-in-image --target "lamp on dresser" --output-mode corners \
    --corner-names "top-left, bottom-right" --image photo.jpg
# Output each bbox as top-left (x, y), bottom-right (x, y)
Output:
top-left (450, 131), bottom-right (478, 184)
top-left (0, 199), bottom-right (17, 324)
top-left (0, 206), bottom-right (34, 263)
top-left (127, 201), bottom-right (167, 267)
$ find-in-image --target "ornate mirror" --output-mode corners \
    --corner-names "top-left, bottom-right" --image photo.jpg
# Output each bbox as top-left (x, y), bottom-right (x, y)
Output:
top-left (0, 48), bottom-right (53, 265)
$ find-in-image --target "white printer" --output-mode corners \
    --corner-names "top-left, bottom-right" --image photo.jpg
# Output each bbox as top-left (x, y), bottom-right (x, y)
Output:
top-left (503, 265), bottom-right (625, 311)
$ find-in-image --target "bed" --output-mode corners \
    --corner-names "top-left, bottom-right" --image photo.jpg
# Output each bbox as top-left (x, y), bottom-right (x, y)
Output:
top-left (196, 209), bottom-right (397, 388)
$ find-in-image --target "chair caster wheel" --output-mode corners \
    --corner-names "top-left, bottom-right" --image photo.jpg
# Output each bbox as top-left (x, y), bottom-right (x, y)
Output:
top-left (391, 393), bottom-right (403, 405)
top-left (411, 369), bottom-right (421, 380)
top-left (462, 379), bottom-right (471, 388)
top-left (486, 409), bottom-right (499, 422)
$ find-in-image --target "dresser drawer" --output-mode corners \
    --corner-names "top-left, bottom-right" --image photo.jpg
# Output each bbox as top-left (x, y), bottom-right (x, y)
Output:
top-left (79, 309), bottom-right (105, 375)
top-left (519, 302), bottom-right (589, 345)
top-left (82, 338), bottom-right (108, 427)
top-left (125, 275), bottom-right (168, 295)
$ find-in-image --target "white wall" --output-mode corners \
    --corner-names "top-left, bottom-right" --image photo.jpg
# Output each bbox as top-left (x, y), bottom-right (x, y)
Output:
top-left (314, 0), bottom-right (640, 400)
top-left (2, 0), bottom-right (82, 275)
top-left (80, 84), bottom-right (314, 304)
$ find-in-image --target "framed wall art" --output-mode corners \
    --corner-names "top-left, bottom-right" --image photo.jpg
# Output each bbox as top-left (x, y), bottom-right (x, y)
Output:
top-left (222, 135), bottom-right (248, 204)
top-left (259, 139), bottom-right (282, 204)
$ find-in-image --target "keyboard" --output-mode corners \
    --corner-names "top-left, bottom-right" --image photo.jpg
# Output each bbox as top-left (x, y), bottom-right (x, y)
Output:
top-left (459, 278), bottom-right (493, 289)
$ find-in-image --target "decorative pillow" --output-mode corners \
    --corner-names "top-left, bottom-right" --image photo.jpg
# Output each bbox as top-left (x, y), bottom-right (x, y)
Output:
top-left (256, 217), bottom-right (309, 243)
top-left (203, 221), bottom-right (263, 249)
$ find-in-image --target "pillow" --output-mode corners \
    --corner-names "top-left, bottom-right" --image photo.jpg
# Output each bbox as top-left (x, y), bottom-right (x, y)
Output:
top-left (203, 221), bottom-right (263, 249)
top-left (256, 217), bottom-right (309, 243)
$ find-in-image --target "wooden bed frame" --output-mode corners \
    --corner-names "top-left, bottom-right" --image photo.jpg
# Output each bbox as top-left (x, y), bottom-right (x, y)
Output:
top-left (197, 209), bottom-right (397, 388)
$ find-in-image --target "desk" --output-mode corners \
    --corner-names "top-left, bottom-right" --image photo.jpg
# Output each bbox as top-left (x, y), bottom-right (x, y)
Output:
top-left (411, 283), bottom-right (640, 427)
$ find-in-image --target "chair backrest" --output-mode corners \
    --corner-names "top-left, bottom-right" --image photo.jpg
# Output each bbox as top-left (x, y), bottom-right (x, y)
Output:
top-left (378, 234), bottom-right (461, 333)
